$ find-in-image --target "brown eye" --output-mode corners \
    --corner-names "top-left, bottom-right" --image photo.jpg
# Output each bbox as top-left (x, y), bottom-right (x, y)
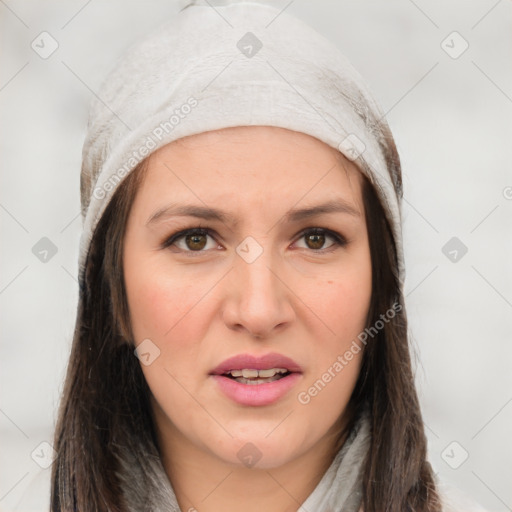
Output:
top-left (295, 228), bottom-right (347, 252)
top-left (305, 232), bottom-right (326, 250)
top-left (185, 232), bottom-right (208, 251)
top-left (162, 228), bottom-right (216, 253)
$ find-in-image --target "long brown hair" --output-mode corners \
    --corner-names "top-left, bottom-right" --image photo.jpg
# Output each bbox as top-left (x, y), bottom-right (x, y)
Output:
top-left (51, 150), bottom-right (441, 511)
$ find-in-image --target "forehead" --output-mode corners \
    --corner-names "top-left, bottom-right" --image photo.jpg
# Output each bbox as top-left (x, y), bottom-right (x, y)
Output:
top-left (149, 126), bottom-right (363, 181)
top-left (139, 126), bottom-right (366, 214)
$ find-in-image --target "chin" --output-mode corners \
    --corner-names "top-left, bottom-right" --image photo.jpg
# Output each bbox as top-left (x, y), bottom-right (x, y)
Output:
top-left (211, 435), bottom-right (303, 471)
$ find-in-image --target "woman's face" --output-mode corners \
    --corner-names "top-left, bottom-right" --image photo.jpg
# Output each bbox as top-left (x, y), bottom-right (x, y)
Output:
top-left (123, 126), bottom-right (372, 470)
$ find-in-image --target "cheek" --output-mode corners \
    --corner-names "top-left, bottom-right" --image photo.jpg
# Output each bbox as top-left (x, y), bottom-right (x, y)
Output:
top-left (325, 273), bottom-right (371, 339)
top-left (294, 251), bottom-right (371, 412)
top-left (125, 261), bottom-right (212, 417)
top-left (124, 258), bottom-right (208, 343)
top-left (294, 292), bottom-right (368, 434)
top-left (302, 249), bottom-right (372, 342)
top-left (314, 273), bottom-right (370, 357)
top-left (123, 255), bottom-right (218, 405)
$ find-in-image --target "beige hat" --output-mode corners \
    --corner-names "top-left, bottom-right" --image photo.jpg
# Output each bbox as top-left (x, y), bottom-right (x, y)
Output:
top-left (79, 0), bottom-right (404, 286)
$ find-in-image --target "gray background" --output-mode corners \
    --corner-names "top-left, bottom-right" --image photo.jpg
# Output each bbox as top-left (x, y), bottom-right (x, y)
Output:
top-left (1, 0), bottom-right (511, 510)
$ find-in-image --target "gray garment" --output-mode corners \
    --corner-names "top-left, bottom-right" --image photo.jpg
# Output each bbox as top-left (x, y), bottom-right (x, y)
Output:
top-left (117, 408), bottom-right (370, 512)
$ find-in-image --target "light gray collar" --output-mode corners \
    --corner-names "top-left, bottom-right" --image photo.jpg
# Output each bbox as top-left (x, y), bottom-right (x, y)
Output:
top-left (117, 407), bottom-right (370, 512)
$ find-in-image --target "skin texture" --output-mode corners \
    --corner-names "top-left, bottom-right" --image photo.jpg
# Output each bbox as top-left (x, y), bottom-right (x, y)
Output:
top-left (123, 126), bottom-right (372, 512)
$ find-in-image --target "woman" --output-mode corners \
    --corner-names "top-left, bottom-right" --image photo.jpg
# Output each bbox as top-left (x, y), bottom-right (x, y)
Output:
top-left (51, 1), bottom-right (485, 511)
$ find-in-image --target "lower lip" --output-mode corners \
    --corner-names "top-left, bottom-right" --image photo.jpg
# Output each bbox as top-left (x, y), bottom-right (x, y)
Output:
top-left (210, 373), bottom-right (302, 406)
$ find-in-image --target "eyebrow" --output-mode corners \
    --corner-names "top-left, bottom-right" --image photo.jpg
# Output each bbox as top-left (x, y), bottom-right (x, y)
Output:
top-left (146, 198), bottom-right (361, 227)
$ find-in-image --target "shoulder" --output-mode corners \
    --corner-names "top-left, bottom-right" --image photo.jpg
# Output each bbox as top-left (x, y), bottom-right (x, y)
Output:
top-left (436, 480), bottom-right (489, 512)
top-left (357, 481), bottom-right (489, 512)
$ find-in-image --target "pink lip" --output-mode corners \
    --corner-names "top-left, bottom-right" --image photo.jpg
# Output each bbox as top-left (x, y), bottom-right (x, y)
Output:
top-left (209, 352), bottom-right (303, 407)
top-left (211, 373), bottom-right (302, 407)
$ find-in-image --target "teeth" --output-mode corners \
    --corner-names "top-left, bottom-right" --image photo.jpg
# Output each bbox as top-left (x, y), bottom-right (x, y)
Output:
top-left (257, 368), bottom-right (287, 378)
top-left (242, 369), bottom-right (259, 379)
top-left (236, 374), bottom-right (284, 385)
top-left (226, 368), bottom-right (288, 378)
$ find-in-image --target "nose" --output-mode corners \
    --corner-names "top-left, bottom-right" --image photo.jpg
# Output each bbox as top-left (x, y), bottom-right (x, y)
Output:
top-left (222, 244), bottom-right (295, 340)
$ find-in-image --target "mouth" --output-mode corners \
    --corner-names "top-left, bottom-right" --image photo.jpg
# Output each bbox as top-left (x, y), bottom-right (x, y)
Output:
top-left (209, 352), bottom-right (302, 379)
top-left (209, 352), bottom-right (303, 406)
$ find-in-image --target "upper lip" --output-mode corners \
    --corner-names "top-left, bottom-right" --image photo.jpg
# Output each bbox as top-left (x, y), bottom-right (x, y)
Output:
top-left (210, 352), bottom-right (303, 375)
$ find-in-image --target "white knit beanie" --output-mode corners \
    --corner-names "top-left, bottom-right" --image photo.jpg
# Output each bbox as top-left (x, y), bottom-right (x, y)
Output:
top-left (79, 0), bottom-right (405, 287)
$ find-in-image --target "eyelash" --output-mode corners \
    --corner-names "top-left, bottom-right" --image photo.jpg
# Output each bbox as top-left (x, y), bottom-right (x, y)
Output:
top-left (160, 226), bottom-right (348, 256)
